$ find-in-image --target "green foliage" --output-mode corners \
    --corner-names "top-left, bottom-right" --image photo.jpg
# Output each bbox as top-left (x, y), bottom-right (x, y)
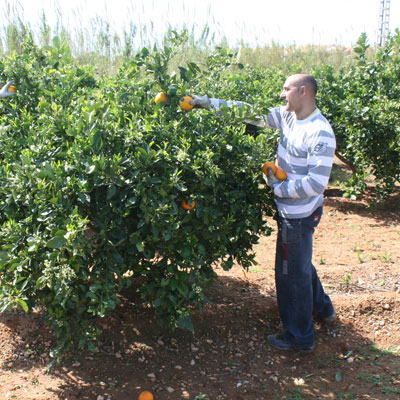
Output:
top-left (2, 27), bottom-right (400, 362)
top-left (316, 32), bottom-right (400, 200)
top-left (0, 34), bottom-right (274, 360)
top-left (199, 47), bottom-right (285, 112)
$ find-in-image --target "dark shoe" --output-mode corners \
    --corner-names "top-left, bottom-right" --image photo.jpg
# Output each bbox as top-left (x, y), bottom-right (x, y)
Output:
top-left (314, 311), bottom-right (337, 324)
top-left (323, 311), bottom-right (337, 324)
top-left (267, 334), bottom-right (314, 353)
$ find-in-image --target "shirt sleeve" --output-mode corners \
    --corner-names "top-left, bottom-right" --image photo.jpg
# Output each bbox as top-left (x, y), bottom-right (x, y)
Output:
top-left (209, 98), bottom-right (282, 130)
top-left (274, 129), bottom-right (336, 199)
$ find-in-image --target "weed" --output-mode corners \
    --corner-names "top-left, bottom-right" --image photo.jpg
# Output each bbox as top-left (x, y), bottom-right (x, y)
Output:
top-left (318, 256), bottom-right (326, 265)
top-left (364, 345), bottom-right (400, 357)
top-left (358, 372), bottom-right (390, 386)
top-left (335, 391), bottom-right (355, 399)
top-left (382, 387), bottom-right (400, 394)
top-left (341, 273), bottom-right (352, 287)
top-left (225, 360), bottom-right (240, 367)
top-left (350, 225), bottom-right (362, 230)
top-left (356, 250), bottom-right (364, 263)
top-left (287, 388), bottom-right (304, 400)
top-left (380, 252), bottom-right (392, 263)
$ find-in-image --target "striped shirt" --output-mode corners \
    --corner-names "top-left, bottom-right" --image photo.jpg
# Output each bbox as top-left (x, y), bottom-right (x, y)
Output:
top-left (209, 99), bottom-right (336, 219)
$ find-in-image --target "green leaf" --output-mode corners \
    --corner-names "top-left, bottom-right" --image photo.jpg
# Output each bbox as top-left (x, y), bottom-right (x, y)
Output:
top-left (16, 299), bottom-right (29, 312)
top-left (107, 185), bottom-right (117, 200)
top-left (0, 251), bottom-right (9, 262)
top-left (177, 282), bottom-right (189, 296)
top-left (0, 301), bottom-right (13, 313)
top-left (88, 342), bottom-right (97, 352)
top-left (353, 46), bottom-right (363, 54)
top-left (126, 196), bottom-right (137, 206)
top-left (136, 242), bottom-right (144, 252)
top-left (335, 371), bottom-right (343, 382)
top-left (154, 298), bottom-right (163, 308)
top-left (47, 236), bottom-right (67, 249)
top-left (178, 66), bottom-right (188, 81)
top-left (198, 244), bottom-right (206, 256)
top-left (175, 183), bottom-right (187, 192)
top-left (177, 316), bottom-right (194, 331)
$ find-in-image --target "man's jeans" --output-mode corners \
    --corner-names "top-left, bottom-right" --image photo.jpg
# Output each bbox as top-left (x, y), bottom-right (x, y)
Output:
top-left (275, 206), bottom-right (334, 347)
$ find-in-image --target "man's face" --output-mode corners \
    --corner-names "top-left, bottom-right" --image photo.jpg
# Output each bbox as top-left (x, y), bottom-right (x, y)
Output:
top-left (280, 76), bottom-right (303, 113)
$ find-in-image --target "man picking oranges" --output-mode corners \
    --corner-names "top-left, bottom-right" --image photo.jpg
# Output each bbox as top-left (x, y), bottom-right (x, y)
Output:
top-left (188, 74), bottom-right (336, 353)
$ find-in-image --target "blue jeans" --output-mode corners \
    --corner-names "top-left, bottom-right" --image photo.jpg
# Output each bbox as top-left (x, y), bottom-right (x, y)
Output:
top-left (275, 206), bottom-right (334, 347)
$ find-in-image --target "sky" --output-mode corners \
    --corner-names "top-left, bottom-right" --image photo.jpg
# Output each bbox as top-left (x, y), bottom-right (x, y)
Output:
top-left (2, 0), bottom-right (400, 48)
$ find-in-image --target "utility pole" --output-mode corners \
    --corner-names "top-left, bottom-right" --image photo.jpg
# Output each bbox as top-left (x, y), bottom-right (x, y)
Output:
top-left (377, 0), bottom-right (391, 46)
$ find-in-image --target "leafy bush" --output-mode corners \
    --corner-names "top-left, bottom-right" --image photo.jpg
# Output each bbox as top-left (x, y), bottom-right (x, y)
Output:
top-left (0, 34), bottom-right (275, 360)
top-left (3, 29), bottom-right (399, 362)
top-left (316, 32), bottom-right (400, 200)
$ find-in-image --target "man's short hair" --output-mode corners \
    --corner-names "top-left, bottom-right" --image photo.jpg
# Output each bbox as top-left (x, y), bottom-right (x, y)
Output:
top-left (299, 74), bottom-right (318, 96)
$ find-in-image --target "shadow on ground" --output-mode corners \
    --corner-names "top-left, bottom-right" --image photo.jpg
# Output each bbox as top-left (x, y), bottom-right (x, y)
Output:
top-left (324, 185), bottom-right (400, 226)
top-left (2, 271), bottom-right (399, 400)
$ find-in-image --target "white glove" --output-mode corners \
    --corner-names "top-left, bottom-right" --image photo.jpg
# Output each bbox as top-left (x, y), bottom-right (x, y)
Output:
top-left (265, 167), bottom-right (280, 189)
top-left (0, 81), bottom-right (17, 99)
top-left (189, 95), bottom-right (211, 109)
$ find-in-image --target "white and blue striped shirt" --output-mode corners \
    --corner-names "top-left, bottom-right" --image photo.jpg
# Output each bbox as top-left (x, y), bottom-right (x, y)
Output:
top-left (209, 99), bottom-right (336, 219)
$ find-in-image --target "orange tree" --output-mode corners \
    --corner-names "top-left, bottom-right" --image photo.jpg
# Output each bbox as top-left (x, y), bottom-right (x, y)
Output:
top-left (315, 32), bottom-right (400, 201)
top-left (0, 34), bottom-right (276, 360)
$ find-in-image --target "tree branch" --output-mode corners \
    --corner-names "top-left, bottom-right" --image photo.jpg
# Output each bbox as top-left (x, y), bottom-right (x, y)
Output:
top-left (335, 151), bottom-right (356, 174)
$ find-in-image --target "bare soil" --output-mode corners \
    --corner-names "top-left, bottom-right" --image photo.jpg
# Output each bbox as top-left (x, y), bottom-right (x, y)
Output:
top-left (1, 163), bottom-right (400, 400)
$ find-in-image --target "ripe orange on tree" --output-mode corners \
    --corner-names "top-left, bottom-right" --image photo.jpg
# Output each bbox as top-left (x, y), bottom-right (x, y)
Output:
top-left (262, 161), bottom-right (278, 176)
top-left (8, 84), bottom-right (17, 93)
top-left (182, 199), bottom-right (196, 210)
top-left (154, 92), bottom-right (168, 105)
top-left (179, 95), bottom-right (194, 111)
top-left (138, 390), bottom-right (154, 400)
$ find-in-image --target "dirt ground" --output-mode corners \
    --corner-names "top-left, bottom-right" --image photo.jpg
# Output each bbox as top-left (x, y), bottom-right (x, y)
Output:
top-left (1, 163), bottom-right (400, 400)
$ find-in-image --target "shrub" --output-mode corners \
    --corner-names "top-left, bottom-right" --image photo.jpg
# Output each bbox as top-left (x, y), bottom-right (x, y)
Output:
top-left (0, 34), bottom-right (275, 360)
top-left (316, 32), bottom-right (400, 200)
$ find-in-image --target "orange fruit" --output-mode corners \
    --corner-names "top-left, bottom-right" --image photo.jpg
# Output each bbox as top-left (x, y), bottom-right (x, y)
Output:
top-left (138, 391), bottom-right (154, 400)
top-left (8, 85), bottom-right (17, 93)
top-left (275, 168), bottom-right (287, 181)
top-left (262, 161), bottom-right (278, 176)
top-left (179, 95), bottom-right (194, 111)
top-left (155, 92), bottom-right (168, 105)
top-left (182, 199), bottom-right (196, 210)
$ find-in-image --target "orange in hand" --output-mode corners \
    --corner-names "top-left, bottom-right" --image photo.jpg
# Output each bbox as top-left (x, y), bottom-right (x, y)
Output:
top-left (262, 161), bottom-right (287, 181)
top-left (275, 168), bottom-right (287, 181)
top-left (138, 390), bottom-right (154, 400)
top-left (262, 161), bottom-right (278, 176)
top-left (179, 95), bottom-right (194, 111)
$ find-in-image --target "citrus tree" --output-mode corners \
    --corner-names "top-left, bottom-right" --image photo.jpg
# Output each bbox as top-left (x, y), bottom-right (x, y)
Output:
top-left (0, 34), bottom-right (276, 360)
top-left (316, 32), bottom-right (400, 200)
